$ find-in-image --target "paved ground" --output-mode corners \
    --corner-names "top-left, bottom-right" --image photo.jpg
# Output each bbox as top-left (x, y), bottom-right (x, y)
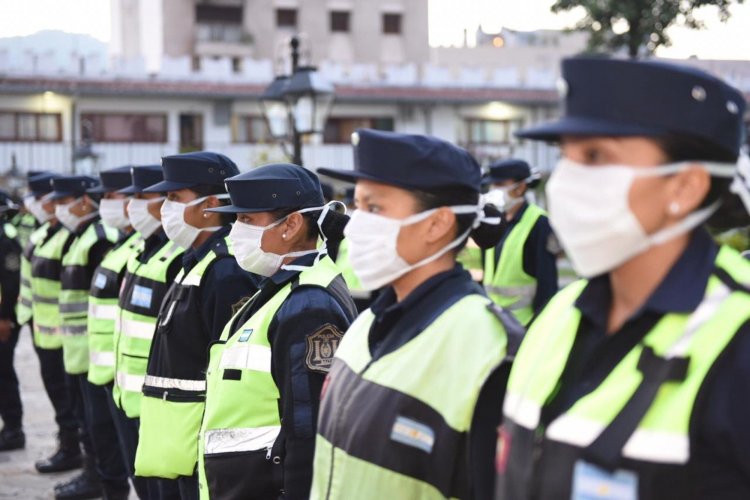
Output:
top-left (0, 327), bottom-right (79, 499)
top-left (0, 328), bottom-right (138, 499)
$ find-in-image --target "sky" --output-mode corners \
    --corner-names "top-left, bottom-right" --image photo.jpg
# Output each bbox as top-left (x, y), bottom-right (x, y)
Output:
top-left (0, 0), bottom-right (749, 60)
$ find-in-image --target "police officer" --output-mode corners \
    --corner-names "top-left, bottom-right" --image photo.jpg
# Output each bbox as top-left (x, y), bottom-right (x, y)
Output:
top-left (482, 159), bottom-right (558, 326)
top-left (196, 163), bottom-right (355, 499)
top-left (83, 166), bottom-right (138, 500)
top-left (112, 164), bottom-right (183, 500)
top-left (51, 175), bottom-right (119, 499)
top-left (311, 129), bottom-right (520, 499)
top-left (0, 191), bottom-right (23, 451)
top-left (332, 187), bottom-right (374, 312)
top-left (14, 171), bottom-right (46, 248)
top-left (30, 174), bottom-right (82, 474)
top-left (496, 57), bottom-right (750, 500)
top-left (134, 152), bottom-right (258, 500)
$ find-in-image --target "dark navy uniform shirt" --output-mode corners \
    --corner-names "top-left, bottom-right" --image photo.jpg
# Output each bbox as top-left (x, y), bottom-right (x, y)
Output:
top-left (369, 265), bottom-right (509, 499)
top-left (180, 226), bottom-right (259, 341)
top-left (0, 224), bottom-right (21, 322)
top-left (540, 229), bottom-right (750, 499)
top-left (233, 252), bottom-right (356, 499)
top-left (490, 201), bottom-right (558, 313)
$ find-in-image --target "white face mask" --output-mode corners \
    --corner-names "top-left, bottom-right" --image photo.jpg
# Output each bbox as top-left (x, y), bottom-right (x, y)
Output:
top-left (161, 194), bottom-right (229, 249)
top-left (25, 195), bottom-right (52, 224)
top-left (55, 198), bottom-right (98, 231)
top-left (343, 205), bottom-right (485, 291)
top-left (100, 198), bottom-right (131, 230)
top-left (546, 158), bottom-right (724, 278)
top-left (228, 203), bottom-right (341, 277)
top-left (127, 197), bottom-right (164, 238)
top-left (483, 184), bottom-right (523, 212)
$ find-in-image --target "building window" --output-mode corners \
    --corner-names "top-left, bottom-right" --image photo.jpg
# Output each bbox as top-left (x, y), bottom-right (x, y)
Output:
top-left (232, 57), bottom-right (242, 73)
top-left (233, 116), bottom-right (272, 143)
top-left (323, 117), bottom-right (394, 144)
top-left (330, 11), bottom-right (350, 32)
top-left (276, 9), bottom-right (297, 28)
top-left (195, 5), bottom-right (244, 43)
top-left (80, 113), bottom-right (167, 143)
top-left (0, 111), bottom-right (62, 142)
top-left (383, 13), bottom-right (402, 34)
top-left (465, 118), bottom-right (518, 145)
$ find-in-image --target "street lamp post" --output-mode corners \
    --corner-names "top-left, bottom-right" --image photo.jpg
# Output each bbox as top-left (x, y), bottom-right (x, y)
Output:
top-left (260, 36), bottom-right (334, 167)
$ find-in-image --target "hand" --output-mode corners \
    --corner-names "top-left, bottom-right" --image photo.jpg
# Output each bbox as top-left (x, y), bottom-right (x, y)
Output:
top-left (0, 319), bottom-right (13, 342)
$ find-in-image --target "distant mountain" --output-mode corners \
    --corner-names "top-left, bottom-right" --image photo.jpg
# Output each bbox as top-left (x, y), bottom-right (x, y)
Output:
top-left (0, 30), bottom-right (108, 74)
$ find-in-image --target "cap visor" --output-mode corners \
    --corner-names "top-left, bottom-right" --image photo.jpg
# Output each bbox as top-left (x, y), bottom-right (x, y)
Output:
top-left (142, 180), bottom-right (194, 193)
top-left (117, 185), bottom-right (139, 195)
top-left (205, 204), bottom-right (269, 214)
top-left (48, 191), bottom-right (77, 201)
top-left (86, 186), bottom-right (108, 195)
top-left (516, 116), bottom-right (664, 141)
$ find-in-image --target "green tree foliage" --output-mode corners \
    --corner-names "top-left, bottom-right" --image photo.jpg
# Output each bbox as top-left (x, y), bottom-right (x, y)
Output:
top-left (551, 0), bottom-right (744, 57)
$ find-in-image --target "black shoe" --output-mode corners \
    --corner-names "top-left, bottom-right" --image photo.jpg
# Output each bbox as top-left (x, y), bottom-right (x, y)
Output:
top-left (36, 430), bottom-right (83, 473)
top-left (54, 470), bottom-right (102, 499)
top-left (101, 486), bottom-right (129, 500)
top-left (0, 427), bottom-right (25, 451)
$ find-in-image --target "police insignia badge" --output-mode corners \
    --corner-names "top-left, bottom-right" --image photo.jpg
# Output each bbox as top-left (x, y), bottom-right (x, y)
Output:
top-left (305, 324), bottom-right (343, 373)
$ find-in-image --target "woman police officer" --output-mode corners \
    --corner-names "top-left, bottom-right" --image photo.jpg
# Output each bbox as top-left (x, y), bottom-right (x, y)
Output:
top-left (495, 57), bottom-right (750, 499)
top-left (312, 129), bottom-right (520, 499)
top-left (196, 163), bottom-right (356, 499)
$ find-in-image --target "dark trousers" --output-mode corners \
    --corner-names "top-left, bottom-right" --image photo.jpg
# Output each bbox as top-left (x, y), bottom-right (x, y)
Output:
top-left (82, 381), bottom-right (129, 494)
top-left (33, 342), bottom-right (77, 432)
top-left (106, 386), bottom-right (177, 500)
top-left (177, 474), bottom-right (199, 500)
top-left (0, 326), bottom-right (22, 429)
top-left (66, 372), bottom-right (96, 458)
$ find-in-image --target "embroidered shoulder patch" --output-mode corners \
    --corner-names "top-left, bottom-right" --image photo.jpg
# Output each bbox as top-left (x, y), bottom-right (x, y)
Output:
top-left (305, 324), bottom-right (343, 373)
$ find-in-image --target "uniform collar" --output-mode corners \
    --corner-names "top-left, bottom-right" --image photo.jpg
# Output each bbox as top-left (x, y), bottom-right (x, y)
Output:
top-left (182, 225), bottom-right (230, 269)
top-left (267, 252), bottom-right (319, 285)
top-left (506, 200), bottom-right (529, 225)
top-left (72, 216), bottom-right (98, 236)
top-left (576, 228), bottom-right (718, 329)
top-left (370, 264), bottom-right (476, 318)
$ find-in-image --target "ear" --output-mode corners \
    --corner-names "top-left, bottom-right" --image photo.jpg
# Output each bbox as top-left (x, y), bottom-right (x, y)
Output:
top-left (204, 195), bottom-right (222, 209)
top-left (666, 165), bottom-right (711, 219)
top-left (512, 182), bottom-right (527, 197)
top-left (424, 207), bottom-right (456, 244)
top-left (282, 212), bottom-right (305, 241)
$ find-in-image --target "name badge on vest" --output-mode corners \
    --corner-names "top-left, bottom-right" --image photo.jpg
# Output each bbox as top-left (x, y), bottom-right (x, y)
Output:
top-left (238, 329), bottom-right (253, 342)
top-left (571, 460), bottom-right (638, 500)
top-left (94, 273), bottom-right (108, 289)
top-left (131, 285), bottom-right (153, 308)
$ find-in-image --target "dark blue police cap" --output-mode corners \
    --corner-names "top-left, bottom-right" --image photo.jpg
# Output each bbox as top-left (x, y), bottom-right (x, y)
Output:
top-left (118, 165), bottom-right (164, 194)
top-left (207, 163), bottom-right (324, 214)
top-left (144, 151), bottom-right (239, 193)
top-left (483, 159), bottom-right (532, 185)
top-left (28, 173), bottom-right (61, 197)
top-left (318, 129), bottom-right (482, 193)
top-left (518, 57), bottom-right (747, 157)
top-left (88, 166), bottom-right (133, 194)
top-left (26, 170), bottom-right (49, 180)
top-left (49, 176), bottom-right (99, 201)
top-left (320, 182), bottom-right (334, 202)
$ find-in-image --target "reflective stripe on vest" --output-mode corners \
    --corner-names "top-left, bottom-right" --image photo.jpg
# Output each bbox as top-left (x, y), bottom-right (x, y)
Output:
top-left (496, 245), bottom-right (750, 500)
top-left (30, 224), bottom-right (71, 350)
top-left (197, 257), bottom-right (343, 498)
top-left (311, 293), bottom-right (509, 500)
top-left (203, 426), bottom-right (281, 455)
top-left (60, 220), bottom-right (119, 374)
top-left (135, 243), bottom-right (232, 480)
top-left (88, 232), bottom-right (144, 386)
top-left (483, 203), bottom-right (545, 326)
top-left (113, 239), bottom-right (183, 417)
top-left (116, 371), bottom-right (145, 393)
top-left (16, 220), bottom-right (45, 326)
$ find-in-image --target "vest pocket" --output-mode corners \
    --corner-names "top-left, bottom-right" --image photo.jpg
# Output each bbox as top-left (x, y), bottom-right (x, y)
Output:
top-left (203, 448), bottom-right (282, 500)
